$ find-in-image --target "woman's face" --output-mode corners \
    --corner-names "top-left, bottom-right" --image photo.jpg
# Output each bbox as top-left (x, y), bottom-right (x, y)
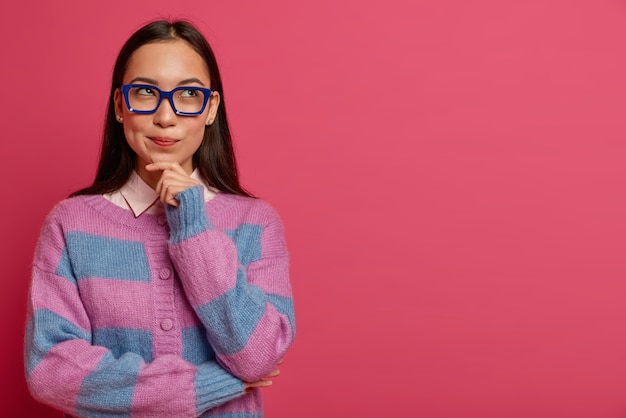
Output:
top-left (114, 40), bottom-right (220, 180)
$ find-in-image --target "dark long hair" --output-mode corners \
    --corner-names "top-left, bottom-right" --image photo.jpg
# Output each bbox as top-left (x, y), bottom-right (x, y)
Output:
top-left (71, 20), bottom-right (251, 197)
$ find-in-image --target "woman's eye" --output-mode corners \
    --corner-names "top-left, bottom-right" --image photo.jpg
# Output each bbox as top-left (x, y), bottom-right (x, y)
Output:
top-left (136, 87), bottom-right (155, 96)
top-left (181, 89), bottom-right (198, 97)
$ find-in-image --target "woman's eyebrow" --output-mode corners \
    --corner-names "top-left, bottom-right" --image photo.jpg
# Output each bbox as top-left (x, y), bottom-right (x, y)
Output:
top-left (128, 76), bottom-right (159, 85)
top-left (178, 78), bottom-right (206, 86)
top-left (126, 77), bottom-right (206, 86)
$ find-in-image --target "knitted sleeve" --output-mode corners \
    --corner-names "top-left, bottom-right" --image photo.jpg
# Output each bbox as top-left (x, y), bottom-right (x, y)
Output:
top-left (166, 187), bottom-right (295, 382)
top-left (24, 204), bottom-right (244, 417)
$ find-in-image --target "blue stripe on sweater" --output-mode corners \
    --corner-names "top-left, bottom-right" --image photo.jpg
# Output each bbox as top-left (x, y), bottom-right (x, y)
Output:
top-left (65, 232), bottom-right (150, 281)
top-left (182, 324), bottom-right (216, 365)
top-left (93, 327), bottom-right (153, 362)
top-left (55, 246), bottom-right (77, 284)
top-left (25, 309), bottom-right (91, 377)
top-left (224, 224), bottom-right (263, 267)
top-left (75, 351), bottom-right (140, 418)
top-left (196, 268), bottom-right (265, 355)
top-left (267, 294), bottom-right (295, 336)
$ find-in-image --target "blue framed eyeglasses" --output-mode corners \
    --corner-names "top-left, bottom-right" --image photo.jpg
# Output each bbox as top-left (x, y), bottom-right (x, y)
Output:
top-left (121, 84), bottom-right (213, 116)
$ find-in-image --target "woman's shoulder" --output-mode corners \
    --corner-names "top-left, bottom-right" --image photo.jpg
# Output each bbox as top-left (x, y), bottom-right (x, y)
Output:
top-left (42, 194), bottom-right (125, 230)
top-left (45, 195), bottom-right (100, 221)
top-left (210, 193), bottom-right (283, 226)
top-left (36, 195), bottom-right (106, 246)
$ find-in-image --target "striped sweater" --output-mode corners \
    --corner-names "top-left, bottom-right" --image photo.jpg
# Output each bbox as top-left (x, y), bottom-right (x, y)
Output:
top-left (25, 185), bottom-right (295, 417)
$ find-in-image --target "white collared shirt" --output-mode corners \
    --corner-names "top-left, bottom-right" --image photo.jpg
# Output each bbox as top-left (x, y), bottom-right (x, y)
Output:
top-left (104, 170), bottom-right (217, 217)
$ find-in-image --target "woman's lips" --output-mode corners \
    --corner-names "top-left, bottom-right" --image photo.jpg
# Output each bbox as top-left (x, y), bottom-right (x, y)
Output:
top-left (150, 137), bottom-right (178, 147)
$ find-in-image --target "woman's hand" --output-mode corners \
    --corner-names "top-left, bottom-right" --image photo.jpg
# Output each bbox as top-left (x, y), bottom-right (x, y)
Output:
top-left (145, 162), bottom-right (200, 207)
top-left (244, 367), bottom-right (281, 394)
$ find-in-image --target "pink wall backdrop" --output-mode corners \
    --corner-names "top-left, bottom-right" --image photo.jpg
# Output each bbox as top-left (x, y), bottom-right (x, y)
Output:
top-left (2, 0), bottom-right (626, 417)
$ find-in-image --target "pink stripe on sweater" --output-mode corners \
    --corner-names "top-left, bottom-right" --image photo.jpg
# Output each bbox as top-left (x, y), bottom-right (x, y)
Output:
top-left (131, 358), bottom-right (197, 417)
top-left (29, 341), bottom-right (108, 413)
top-left (30, 268), bottom-right (91, 331)
top-left (207, 196), bottom-right (275, 231)
top-left (217, 304), bottom-right (292, 382)
top-left (169, 231), bottom-right (238, 306)
top-left (175, 285), bottom-right (204, 328)
top-left (54, 197), bottom-right (169, 243)
top-left (66, 222), bottom-right (154, 242)
top-left (34, 216), bottom-right (68, 273)
top-left (78, 278), bottom-right (153, 328)
top-left (247, 258), bottom-right (292, 297)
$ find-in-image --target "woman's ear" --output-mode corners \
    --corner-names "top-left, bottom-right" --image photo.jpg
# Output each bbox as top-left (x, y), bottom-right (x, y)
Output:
top-left (113, 89), bottom-right (125, 122)
top-left (206, 91), bottom-right (221, 125)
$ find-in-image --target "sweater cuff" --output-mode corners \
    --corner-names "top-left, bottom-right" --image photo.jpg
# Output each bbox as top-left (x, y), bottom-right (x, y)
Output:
top-left (166, 185), bottom-right (211, 243)
top-left (194, 362), bottom-right (245, 413)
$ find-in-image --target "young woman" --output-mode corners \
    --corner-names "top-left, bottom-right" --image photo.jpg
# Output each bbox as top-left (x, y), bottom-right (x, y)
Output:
top-left (24, 20), bottom-right (295, 417)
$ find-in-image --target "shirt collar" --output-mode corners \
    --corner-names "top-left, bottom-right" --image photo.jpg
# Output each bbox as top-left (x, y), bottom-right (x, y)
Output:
top-left (117, 169), bottom-right (217, 217)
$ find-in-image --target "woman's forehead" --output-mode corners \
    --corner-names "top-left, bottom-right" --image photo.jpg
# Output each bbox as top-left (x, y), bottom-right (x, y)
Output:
top-left (124, 41), bottom-right (210, 86)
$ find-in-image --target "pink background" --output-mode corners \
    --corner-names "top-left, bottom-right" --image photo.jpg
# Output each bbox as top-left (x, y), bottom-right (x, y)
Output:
top-left (2, 0), bottom-right (626, 417)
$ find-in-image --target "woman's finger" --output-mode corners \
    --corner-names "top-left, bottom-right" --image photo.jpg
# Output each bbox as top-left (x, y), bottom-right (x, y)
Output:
top-left (145, 161), bottom-right (188, 175)
top-left (244, 379), bottom-right (272, 393)
top-left (151, 167), bottom-right (201, 206)
top-left (160, 183), bottom-right (179, 207)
